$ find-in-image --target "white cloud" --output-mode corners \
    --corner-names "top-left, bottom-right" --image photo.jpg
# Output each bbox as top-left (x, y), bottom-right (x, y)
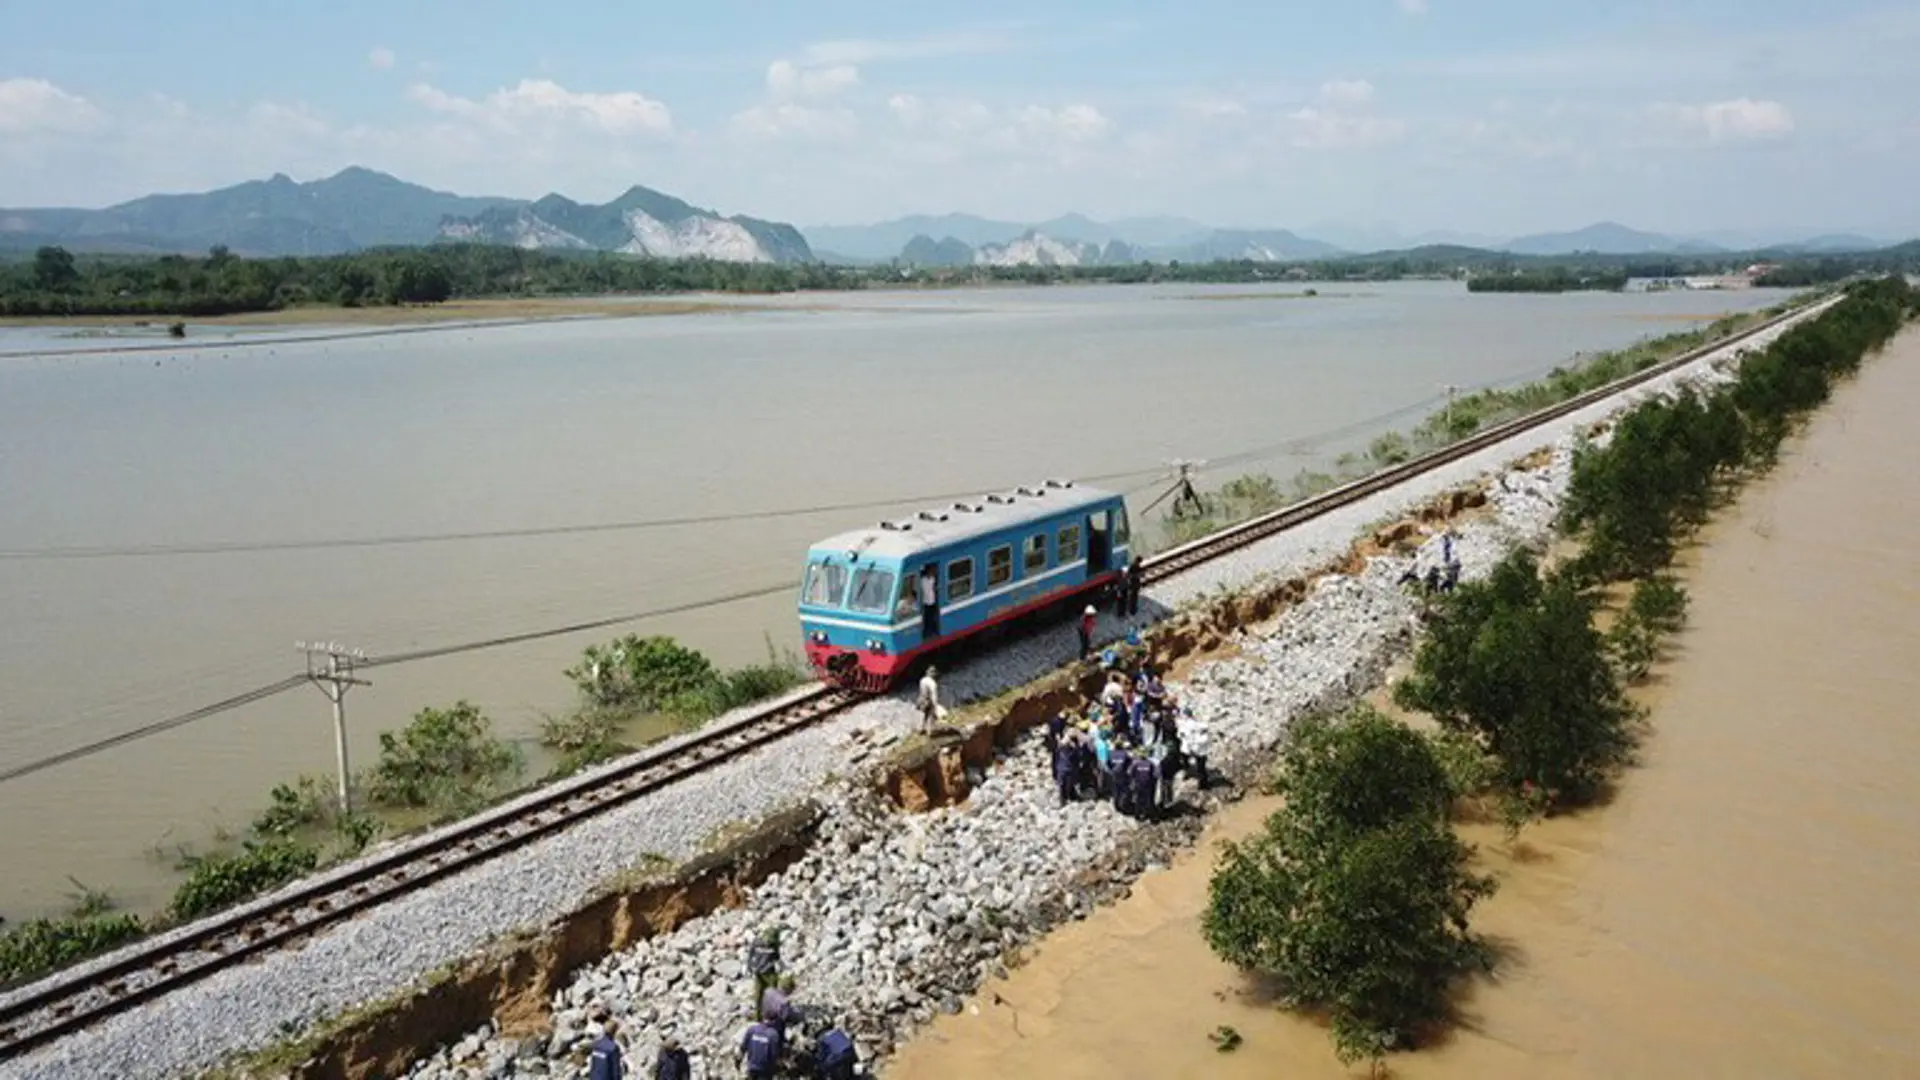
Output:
top-left (407, 78), bottom-right (673, 135)
top-left (368, 47), bottom-right (396, 70)
top-left (1318, 79), bottom-right (1375, 107)
top-left (1288, 105), bottom-right (1405, 149)
top-left (798, 30), bottom-right (1012, 66)
top-left (1015, 103), bottom-right (1112, 141)
top-left (730, 101), bottom-right (858, 140)
top-left (0, 77), bottom-right (106, 134)
top-left (1192, 96), bottom-right (1248, 120)
top-left (886, 93), bottom-right (994, 134)
top-left (765, 60), bottom-right (861, 101)
top-left (1398, 0), bottom-right (1429, 14)
top-left (1651, 98), bottom-right (1794, 143)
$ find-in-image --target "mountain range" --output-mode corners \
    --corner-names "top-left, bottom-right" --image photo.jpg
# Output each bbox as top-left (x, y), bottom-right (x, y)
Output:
top-left (0, 167), bottom-right (1905, 266)
top-left (0, 167), bottom-right (815, 264)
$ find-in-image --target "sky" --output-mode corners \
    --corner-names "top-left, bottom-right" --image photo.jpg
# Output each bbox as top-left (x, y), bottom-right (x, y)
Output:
top-left (2, 0), bottom-right (1917, 239)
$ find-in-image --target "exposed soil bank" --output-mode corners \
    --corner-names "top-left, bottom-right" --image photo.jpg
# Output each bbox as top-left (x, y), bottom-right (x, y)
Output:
top-left (885, 328), bottom-right (1920, 1079)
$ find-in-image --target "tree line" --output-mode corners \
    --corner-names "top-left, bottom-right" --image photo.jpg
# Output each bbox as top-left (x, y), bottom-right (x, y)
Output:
top-left (10, 239), bottom-right (1916, 319)
top-left (1204, 276), bottom-right (1916, 1067)
top-left (1465, 267), bottom-right (1631, 293)
top-left (0, 243), bottom-right (868, 317)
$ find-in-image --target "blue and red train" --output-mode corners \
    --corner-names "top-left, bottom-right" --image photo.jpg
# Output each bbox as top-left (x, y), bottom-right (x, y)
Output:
top-left (799, 479), bottom-right (1134, 691)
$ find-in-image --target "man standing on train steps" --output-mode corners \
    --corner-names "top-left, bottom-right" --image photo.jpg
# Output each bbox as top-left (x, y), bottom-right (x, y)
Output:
top-left (918, 564), bottom-right (939, 638)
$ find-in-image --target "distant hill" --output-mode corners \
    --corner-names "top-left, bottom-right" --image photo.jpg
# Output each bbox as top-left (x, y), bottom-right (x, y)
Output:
top-left (0, 168), bottom-right (814, 263)
top-left (439, 185), bottom-right (812, 264)
top-left (1502, 221), bottom-right (1711, 256)
top-left (899, 234), bottom-right (976, 267)
top-left (0, 168), bottom-right (515, 256)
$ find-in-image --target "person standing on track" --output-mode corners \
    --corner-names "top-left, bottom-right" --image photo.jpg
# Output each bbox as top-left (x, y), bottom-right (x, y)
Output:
top-left (1078, 604), bottom-right (1098, 659)
top-left (1125, 557), bottom-right (1143, 617)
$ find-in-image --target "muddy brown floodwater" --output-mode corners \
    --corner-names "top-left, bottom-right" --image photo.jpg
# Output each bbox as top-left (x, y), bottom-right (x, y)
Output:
top-left (889, 328), bottom-right (1920, 1079)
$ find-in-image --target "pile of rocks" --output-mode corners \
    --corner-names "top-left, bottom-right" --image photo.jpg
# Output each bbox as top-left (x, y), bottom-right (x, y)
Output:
top-left (404, 445), bottom-right (1591, 1080)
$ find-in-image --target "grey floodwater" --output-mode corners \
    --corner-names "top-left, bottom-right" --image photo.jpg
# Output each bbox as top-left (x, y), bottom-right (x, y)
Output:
top-left (0, 280), bottom-right (1789, 916)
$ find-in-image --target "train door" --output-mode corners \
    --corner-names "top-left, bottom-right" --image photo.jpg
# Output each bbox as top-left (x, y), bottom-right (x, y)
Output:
top-left (1087, 511), bottom-right (1111, 573)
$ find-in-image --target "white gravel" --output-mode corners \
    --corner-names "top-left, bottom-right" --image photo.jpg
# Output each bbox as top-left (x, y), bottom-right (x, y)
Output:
top-left (0, 299), bottom-right (1830, 1080)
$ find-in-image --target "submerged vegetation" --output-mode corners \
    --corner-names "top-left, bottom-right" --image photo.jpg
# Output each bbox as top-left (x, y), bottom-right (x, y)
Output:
top-left (1206, 276), bottom-right (1916, 1067)
top-left (1205, 706), bottom-right (1495, 1063)
top-left (1146, 302), bottom-right (1793, 552)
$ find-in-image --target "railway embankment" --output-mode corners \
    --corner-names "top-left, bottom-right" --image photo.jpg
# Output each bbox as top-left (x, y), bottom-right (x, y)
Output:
top-left (0, 302), bottom-right (1830, 1080)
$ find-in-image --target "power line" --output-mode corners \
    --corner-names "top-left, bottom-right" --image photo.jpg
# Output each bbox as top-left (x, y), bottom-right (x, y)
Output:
top-left (0, 469), bottom-right (1168, 563)
top-left (0, 387), bottom-right (1488, 784)
top-left (0, 675), bottom-right (310, 785)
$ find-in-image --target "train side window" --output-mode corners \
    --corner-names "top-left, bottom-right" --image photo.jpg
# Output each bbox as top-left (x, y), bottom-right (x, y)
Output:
top-left (948, 557), bottom-right (975, 603)
top-left (895, 576), bottom-right (920, 619)
top-left (1023, 533), bottom-right (1047, 574)
top-left (1113, 506), bottom-right (1131, 547)
top-left (1058, 524), bottom-right (1082, 562)
top-left (802, 561), bottom-right (849, 607)
top-left (987, 545), bottom-right (1013, 587)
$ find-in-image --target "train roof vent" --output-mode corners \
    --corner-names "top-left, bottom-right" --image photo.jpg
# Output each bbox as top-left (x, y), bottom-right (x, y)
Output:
top-left (1044, 478), bottom-right (1074, 489)
top-left (951, 502), bottom-right (983, 513)
top-left (985, 493), bottom-right (1015, 505)
top-left (878, 519), bottom-right (914, 531)
top-left (1016, 485), bottom-right (1045, 497)
top-left (916, 510), bottom-right (950, 523)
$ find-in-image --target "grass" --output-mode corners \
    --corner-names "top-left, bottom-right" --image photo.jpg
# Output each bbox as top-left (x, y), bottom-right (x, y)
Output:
top-left (1142, 302), bottom-right (1805, 553)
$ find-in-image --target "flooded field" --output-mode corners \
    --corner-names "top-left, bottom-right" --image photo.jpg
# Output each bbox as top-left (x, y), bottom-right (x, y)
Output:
top-left (0, 281), bottom-right (1791, 915)
top-left (889, 327), bottom-right (1920, 1079)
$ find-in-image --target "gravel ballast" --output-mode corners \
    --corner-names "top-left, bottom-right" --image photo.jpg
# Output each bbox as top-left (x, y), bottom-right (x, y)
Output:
top-left (0, 302), bottom-right (1829, 1080)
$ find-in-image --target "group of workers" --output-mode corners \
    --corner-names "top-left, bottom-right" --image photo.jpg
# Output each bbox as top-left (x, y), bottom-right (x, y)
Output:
top-left (1048, 654), bottom-right (1211, 814)
top-left (1397, 527), bottom-right (1463, 594)
top-left (585, 930), bottom-right (860, 1080)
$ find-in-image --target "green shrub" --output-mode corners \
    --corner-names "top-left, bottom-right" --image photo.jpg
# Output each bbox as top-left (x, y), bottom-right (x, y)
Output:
top-left (566, 634), bottom-right (720, 712)
top-left (251, 774), bottom-right (339, 837)
top-left (0, 884), bottom-right (145, 982)
top-left (1205, 805), bottom-right (1492, 1063)
top-left (170, 839), bottom-right (320, 920)
top-left (1628, 574), bottom-right (1689, 635)
top-left (1270, 706), bottom-right (1453, 842)
top-left (1395, 550), bottom-right (1635, 808)
top-left (365, 701), bottom-right (521, 810)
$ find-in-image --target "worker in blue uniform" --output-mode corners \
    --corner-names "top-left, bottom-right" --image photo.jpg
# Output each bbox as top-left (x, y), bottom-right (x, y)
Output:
top-left (587, 1021), bottom-right (624, 1080)
top-left (813, 1023), bottom-right (859, 1079)
top-left (740, 1016), bottom-right (785, 1080)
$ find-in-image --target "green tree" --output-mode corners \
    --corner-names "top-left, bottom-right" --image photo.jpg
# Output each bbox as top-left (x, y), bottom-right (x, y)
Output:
top-left (1395, 549), bottom-right (1635, 807)
top-left (1271, 706), bottom-right (1455, 843)
top-left (365, 701), bottom-right (522, 810)
top-left (1206, 804), bottom-right (1492, 1063)
top-left (32, 245), bottom-right (79, 292)
top-left (566, 634), bottom-right (721, 713)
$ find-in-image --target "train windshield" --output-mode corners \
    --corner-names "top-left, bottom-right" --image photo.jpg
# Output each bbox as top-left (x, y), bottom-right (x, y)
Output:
top-left (847, 567), bottom-right (896, 615)
top-left (802, 560), bottom-right (850, 608)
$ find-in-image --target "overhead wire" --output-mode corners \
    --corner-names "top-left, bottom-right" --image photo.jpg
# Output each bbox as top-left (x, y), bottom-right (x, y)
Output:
top-left (0, 467), bottom-right (1171, 562)
top-left (0, 384), bottom-right (1485, 784)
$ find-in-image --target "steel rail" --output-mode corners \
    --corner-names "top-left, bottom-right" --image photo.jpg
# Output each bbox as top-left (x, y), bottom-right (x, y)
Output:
top-left (0, 297), bottom-right (1824, 1063)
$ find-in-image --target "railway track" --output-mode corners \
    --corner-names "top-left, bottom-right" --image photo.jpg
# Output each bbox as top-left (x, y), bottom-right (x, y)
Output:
top-left (0, 298), bottom-right (1824, 1064)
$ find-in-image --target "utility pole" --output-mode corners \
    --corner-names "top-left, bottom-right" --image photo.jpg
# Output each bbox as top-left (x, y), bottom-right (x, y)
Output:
top-left (298, 640), bottom-right (370, 815)
top-left (1167, 458), bottom-right (1208, 518)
